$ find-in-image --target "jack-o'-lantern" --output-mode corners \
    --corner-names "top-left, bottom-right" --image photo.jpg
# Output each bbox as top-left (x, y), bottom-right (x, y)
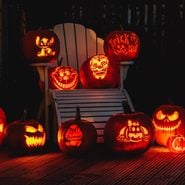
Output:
top-left (167, 135), bottom-right (185, 153)
top-left (152, 104), bottom-right (185, 146)
top-left (80, 54), bottom-right (120, 88)
top-left (22, 29), bottom-right (60, 63)
top-left (49, 66), bottom-right (79, 90)
top-left (104, 112), bottom-right (154, 155)
top-left (57, 106), bottom-right (97, 156)
top-left (0, 107), bottom-right (7, 145)
top-left (5, 112), bottom-right (46, 154)
top-left (104, 30), bottom-right (140, 62)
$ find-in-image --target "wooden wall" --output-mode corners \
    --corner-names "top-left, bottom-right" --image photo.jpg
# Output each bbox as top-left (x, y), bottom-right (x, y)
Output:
top-left (1, 0), bottom-right (185, 121)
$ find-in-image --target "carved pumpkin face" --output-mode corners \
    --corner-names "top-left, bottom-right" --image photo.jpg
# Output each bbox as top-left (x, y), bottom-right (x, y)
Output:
top-left (104, 30), bottom-right (140, 62)
top-left (57, 107), bottom-right (97, 156)
top-left (22, 29), bottom-right (60, 63)
top-left (0, 107), bottom-right (7, 145)
top-left (167, 135), bottom-right (185, 153)
top-left (5, 120), bottom-right (46, 154)
top-left (152, 104), bottom-right (185, 146)
top-left (104, 112), bottom-right (154, 155)
top-left (49, 66), bottom-right (78, 90)
top-left (80, 54), bottom-right (120, 88)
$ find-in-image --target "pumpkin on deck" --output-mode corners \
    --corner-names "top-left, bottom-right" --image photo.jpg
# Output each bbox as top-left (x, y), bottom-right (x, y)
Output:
top-left (0, 107), bottom-right (7, 145)
top-left (57, 106), bottom-right (97, 156)
top-left (104, 112), bottom-right (154, 155)
top-left (104, 30), bottom-right (140, 62)
top-left (152, 104), bottom-right (185, 147)
top-left (80, 54), bottom-right (120, 89)
top-left (167, 135), bottom-right (185, 153)
top-left (5, 115), bottom-right (46, 154)
top-left (22, 29), bottom-right (60, 63)
top-left (48, 66), bottom-right (79, 90)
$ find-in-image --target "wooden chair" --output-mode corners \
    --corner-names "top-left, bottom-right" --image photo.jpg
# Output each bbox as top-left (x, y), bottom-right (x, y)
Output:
top-left (32, 23), bottom-right (135, 143)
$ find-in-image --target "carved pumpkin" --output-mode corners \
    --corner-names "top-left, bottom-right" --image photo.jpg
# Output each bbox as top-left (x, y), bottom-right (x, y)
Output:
top-left (104, 112), bottom-right (154, 155)
top-left (167, 135), bottom-right (185, 153)
top-left (5, 112), bottom-right (46, 154)
top-left (48, 66), bottom-right (79, 90)
top-left (80, 54), bottom-right (120, 88)
top-left (22, 29), bottom-right (60, 63)
top-left (57, 106), bottom-right (97, 155)
top-left (0, 107), bottom-right (7, 145)
top-left (152, 104), bottom-right (185, 146)
top-left (104, 30), bottom-right (140, 62)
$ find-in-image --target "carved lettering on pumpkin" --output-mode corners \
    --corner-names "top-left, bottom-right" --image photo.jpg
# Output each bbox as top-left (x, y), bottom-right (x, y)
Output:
top-left (117, 120), bottom-right (149, 142)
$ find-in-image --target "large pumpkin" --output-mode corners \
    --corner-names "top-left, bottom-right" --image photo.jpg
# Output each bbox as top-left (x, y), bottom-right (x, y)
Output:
top-left (80, 54), bottom-right (120, 88)
top-left (104, 112), bottom-right (154, 155)
top-left (5, 113), bottom-right (46, 154)
top-left (22, 29), bottom-right (60, 63)
top-left (48, 66), bottom-right (79, 90)
top-left (104, 30), bottom-right (140, 62)
top-left (57, 106), bottom-right (97, 156)
top-left (0, 107), bottom-right (7, 145)
top-left (152, 104), bottom-right (185, 146)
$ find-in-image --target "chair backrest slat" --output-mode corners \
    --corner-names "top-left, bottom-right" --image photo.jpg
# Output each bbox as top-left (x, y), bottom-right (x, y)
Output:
top-left (53, 23), bottom-right (104, 73)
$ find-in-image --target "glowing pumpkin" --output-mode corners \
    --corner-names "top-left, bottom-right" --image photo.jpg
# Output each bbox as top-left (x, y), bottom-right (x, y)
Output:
top-left (22, 29), bottom-right (60, 63)
top-left (104, 30), bottom-right (140, 62)
top-left (152, 104), bottom-right (185, 146)
top-left (48, 66), bottom-right (79, 90)
top-left (80, 54), bottom-right (120, 88)
top-left (104, 112), bottom-right (154, 155)
top-left (5, 114), bottom-right (46, 154)
top-left (167, 135), bottom-right (185, 153)
top-left (0, 107), bottom-right (7, 145)
top-left (57, 106), bottom-right (97, 156)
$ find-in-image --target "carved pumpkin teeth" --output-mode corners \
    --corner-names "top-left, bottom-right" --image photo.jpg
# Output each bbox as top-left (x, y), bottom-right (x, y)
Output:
top-left (24, 134), bottom-right (46, 147)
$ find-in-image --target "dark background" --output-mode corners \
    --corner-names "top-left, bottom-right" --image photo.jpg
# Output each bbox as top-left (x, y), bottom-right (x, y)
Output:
top-left (1, 0), bottom-right (185, 122)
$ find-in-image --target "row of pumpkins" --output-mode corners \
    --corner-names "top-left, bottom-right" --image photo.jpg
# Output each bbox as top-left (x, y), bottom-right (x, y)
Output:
top-left (1, 104), bottom-right (185, 156)
top-left (22, 29), bottom-right (140, 90)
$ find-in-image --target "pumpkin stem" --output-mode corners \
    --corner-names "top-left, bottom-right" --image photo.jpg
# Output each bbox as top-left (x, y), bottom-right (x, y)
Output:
top-left (75, 106), bottom-right (81, 121)
top-left (119, 24), bottom-right (124, 31)
top-left (22, 109), bottom-right (27, 121)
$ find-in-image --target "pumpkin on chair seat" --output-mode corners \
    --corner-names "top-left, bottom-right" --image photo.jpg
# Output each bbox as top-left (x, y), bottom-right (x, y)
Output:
top-left (80, 54), bottom-right (120, 89)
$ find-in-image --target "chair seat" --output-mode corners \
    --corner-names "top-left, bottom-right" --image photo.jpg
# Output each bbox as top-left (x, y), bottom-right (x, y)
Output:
top-left (51, 88), bottom-right (134, 143)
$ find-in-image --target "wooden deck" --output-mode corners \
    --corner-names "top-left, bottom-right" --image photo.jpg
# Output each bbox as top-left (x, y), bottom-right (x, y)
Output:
top-left (0, 143), bottom-right (185, 185)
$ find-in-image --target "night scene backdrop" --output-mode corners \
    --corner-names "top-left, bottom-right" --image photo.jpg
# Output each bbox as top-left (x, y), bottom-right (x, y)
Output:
top-left (0, 0), bottom-right (185, 123)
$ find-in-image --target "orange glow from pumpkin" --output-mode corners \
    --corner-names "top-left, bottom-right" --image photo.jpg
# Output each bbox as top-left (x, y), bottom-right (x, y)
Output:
top-left (0, 123), bottom-right (3, 133)
top-left (65, 124), bottom-right (83, 147)
top-left (50, 66), bottom-right (78, 90)
top-left (24, 125), bottom-right (46, 147)
top-left (36, 36), bottom-right (56, 57)
top-left (89, 54), bottom-right (109, 79)
top-left (117, 120), bottom-right (149, 143)
top-left (108, 33), bottom-right (139, 58)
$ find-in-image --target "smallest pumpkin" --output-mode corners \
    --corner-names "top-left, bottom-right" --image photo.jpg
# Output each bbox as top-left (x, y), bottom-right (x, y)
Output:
top-left (5, 111), bottom-right (46, 154)
top-left (57, 106), bottom-right (97, 156)
top-left (167, 135), bottom-right (185, 153)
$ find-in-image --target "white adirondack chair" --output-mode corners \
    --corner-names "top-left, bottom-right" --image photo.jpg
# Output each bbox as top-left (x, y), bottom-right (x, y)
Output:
top-left (32, 23), bottom-right (135, 143)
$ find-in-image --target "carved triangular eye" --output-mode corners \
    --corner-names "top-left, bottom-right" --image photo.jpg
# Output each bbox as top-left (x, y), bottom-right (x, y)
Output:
top-left (156, 110), bottom-right (166, 120)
